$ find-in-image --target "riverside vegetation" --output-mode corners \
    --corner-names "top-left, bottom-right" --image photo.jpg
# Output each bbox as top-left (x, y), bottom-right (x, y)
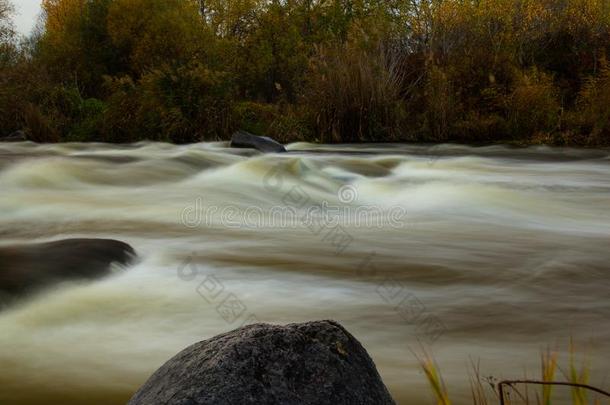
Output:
top-left (1, 0), bottom-right (610, 145)
top-left (420, 345), bottom-right (610, 405)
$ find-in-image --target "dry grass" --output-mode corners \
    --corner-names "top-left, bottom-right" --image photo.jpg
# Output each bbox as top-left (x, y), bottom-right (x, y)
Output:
top-left (564, 340), bottom-right (591, 405)
top-left (418, 344), bottom-right (609, 405)
top-left (304, 38), bottom-right (408, 143)
top-left (418, 352), bottom-right (452, 405)
top-left (541, 348), bottom-right (558, 405)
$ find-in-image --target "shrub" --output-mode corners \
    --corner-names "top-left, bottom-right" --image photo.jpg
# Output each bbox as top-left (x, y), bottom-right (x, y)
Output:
top-left (423, 66), bottom-right (458, 142)
top-left (100, 75), bottom-right (140, 143)
top-left (570, 65), bottom-right (610, 145)
top-left (22, 103), bottom-right (60, 142)
top-left (233, 102), bottom-right (278, 138)
top-left (234, 101), bottom-right (311, 143)
top-left (505, 69), bottom-right (560, 139)
top-left (453, 113), bottom-right (509, 143)
top-left (67, 97), bottom-right (105, 142)
top-left (102, 64), bottom-right (237, 143)
top-left (303, 38), bottom-right (407, 143)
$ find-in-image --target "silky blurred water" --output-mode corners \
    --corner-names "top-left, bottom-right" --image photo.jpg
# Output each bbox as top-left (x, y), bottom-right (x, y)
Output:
top-left (0, 141), bottom-right (609, 404)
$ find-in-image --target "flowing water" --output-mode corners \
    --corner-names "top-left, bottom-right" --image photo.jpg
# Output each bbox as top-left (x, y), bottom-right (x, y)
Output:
top-left (0, 141), bottom-right (609, 404)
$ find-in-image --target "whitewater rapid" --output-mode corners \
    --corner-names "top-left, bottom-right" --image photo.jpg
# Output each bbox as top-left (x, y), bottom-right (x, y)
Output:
top-left (0, 141), bottom-right (609, 404)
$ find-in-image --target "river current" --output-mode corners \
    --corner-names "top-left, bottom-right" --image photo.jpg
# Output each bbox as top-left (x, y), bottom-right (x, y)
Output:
top-left (0, 141), bottom-right (609, 404)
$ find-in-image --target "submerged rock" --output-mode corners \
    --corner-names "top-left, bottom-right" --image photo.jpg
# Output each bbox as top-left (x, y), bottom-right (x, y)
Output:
top-left (0, 130), bottom-right (27, 142)
top-left (129, 320), bottom-right (396, 405)
top-left (230, 130), bottom-right (287, 153)
top-left (0, 238), bottom-right (136, 301)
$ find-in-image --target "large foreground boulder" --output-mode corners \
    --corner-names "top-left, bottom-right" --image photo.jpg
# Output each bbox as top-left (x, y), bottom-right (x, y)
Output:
top-left (129, 320), bottom-right (396, 405)
top-left (0, 238), bottom-right (136, 300)
top-left (230, 130), bottom-right (287, 153)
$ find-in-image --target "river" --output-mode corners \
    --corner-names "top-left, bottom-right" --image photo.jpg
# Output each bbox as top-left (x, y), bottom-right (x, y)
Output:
top-left (0, 141), bottom-right (609, 404)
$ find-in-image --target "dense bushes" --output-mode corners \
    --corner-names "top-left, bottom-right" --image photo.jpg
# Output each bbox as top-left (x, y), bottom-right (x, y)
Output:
top-left (572, 64), bottom-right (610, 144)
top-left (1, 0), bottom-right (610, 145)
top-left (304, 39), bottom-right (408, 143)
top-left (140, 65), bottom-right (234, 142)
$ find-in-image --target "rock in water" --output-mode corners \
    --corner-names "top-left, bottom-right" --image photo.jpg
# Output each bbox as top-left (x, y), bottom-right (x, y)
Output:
top-left (129, 320), bottom-right (396, 405)
top-left (230, 130), bottom-right (287, 153)
top-left (0, 130), bottom-right (27, 142)
top-left (0, 238), bottom-right (136, 300)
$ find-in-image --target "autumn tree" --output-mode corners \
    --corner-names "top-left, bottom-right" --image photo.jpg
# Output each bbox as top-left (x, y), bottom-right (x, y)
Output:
top-left (1, 0), bottom-right (609, 144)
top-left (0, 0), bottom-right (14, 52)
top-left (38, 0), bottom-right (121, 95)
top-left (0, 0), bottom-right (17, 135)
top-left (106, 0), bottom-right (208, 74)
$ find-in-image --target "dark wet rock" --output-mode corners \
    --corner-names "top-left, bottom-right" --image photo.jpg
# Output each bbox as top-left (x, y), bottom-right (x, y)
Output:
top-left (0, 130), bottom-right (27, 142)
top-left (129, 320), bottom-right (396, 405)
top-left (230, 130), bottom-right (286, 153)
top-left (0, 238), bottom-right (136, 301)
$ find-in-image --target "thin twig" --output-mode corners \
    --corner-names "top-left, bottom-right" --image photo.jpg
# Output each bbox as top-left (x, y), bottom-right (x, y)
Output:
top-left (498, 380), bottom-right (610, 405)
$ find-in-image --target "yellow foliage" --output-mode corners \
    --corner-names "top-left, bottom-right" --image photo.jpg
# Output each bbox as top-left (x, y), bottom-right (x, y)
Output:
top-left (40, 0), bottom-right (85, 63)
top-left (3, 0), bottom-right (610, 143)
top-left (42, 0), bottom-right (83, 34)
top-left (107, 0), bottom-right (207, 72)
